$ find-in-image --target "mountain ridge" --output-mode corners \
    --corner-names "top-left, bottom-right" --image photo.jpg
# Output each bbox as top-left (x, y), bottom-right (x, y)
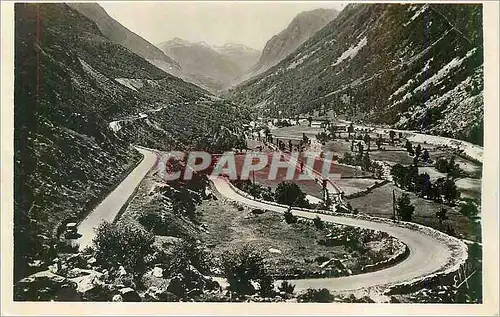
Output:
top-left (230, 3), bottom-right (483, 145)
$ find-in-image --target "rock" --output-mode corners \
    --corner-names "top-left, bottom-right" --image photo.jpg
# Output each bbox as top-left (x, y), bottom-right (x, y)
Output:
top-left (119, 287), bottom-right (141, 302)
top-left (152, 267), bottom-right (163, 278)
top-left (268, 248), bottom-right (282, 254)
top-left (143, 286), bottom-right (177, 302)
top-left (87, 257), bottom-right (97, 265)
top-left (251, 208), bottom-right (265, 215)
top-left (15, 270), bottom-right (80, 301)
top-left (70, 270), bottom-right (104, 294)
top-left (186, 288), bottom-right (203, 298)
top-left (118, 266), bottom-right (127, 277)
top-left (166, 275), bottom-right (185, 297)
top-left (112, 294), bottom-right (123, 302)
top-left (66, 268), bottom-right (92, 278)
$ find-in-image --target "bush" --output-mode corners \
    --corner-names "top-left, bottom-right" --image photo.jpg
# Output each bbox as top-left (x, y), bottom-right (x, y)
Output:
top-left (274, 182), bottom-right (310, 208)
top-left (278, 281), bottom-right (295, 294)
top-left (222, 245), bottom-right (273, 296)
top-left (91, 221), bottom-right (155, 277)
top-left (397, 193), bottom-right (415, 222)
top-left (313, 216), bottom-right (325, 230)
top-left (167, 239), bottom-right (212, 276)
top-left (283, 209), bottom-right (298, 224)
top-left (297, 288), bottom-right (334, 302)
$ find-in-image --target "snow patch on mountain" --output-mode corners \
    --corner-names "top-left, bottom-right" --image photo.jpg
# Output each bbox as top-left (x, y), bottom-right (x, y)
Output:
top-left (413, 48), bottom-right (477, 94)
top-left (115, 78), bottom-right (144, 91)
top-left (332, 37), bottom-right (367, 66)
top-left (404, 4), bottom-right (429, 26)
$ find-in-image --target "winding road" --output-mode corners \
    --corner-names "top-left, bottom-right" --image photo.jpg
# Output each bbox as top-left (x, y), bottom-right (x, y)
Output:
top-left (77, 147), bottom-right (157, 251)
top-left (77, 147), bottom-right (467, 294)
top-left (211, 177), bottom-right (467, 293)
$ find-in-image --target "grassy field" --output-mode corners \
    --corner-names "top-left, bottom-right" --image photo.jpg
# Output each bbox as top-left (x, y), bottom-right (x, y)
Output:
top-left (200, 199), bottom-right (402, 278)
top-left (335, 178), bottom-right (380, 196)
top-left (347, 183), bottom-right (480, 241)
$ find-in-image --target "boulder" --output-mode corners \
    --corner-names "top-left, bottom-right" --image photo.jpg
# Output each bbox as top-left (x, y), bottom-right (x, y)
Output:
top-left (152, 267), bottom-right (163, 278)
top-left (69, 270), bottom-right (104, 294)
top-left (15, 270), bottom-right (80, 301)
top-left (143, 286), bottom-right (178, 302)
top-left (166, 275), bottom-right (185, 297)
top-left (112, 294), bottom-right (123, 302)
top-left (118, 287), bottom-right (141, 302)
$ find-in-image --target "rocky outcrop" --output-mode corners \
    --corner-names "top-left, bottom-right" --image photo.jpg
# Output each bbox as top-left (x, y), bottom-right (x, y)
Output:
top-left (15, 271), bottom-right (80, 301)
top-left (249, 8), bottom-right (338, 76)
top-left (68, 3), bottom-right (181, 74)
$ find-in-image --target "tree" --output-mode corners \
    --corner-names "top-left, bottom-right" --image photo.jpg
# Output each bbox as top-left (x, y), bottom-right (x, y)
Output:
top-left (422, 149), bottom-right (430, 162)
top-left (436, 207), bottom-right (449, 226)
top-left (362, 151), bottom-right (371, 171)
top-left (435, 177), bottom-right (459, 204)
top-left (222, 245), bottom-right (273, 296)
top-left (263, 127), bottom-right (272, 143)
top-left (416, 173), bottom-right (432, 197)
top-left (391, 164), bottom-right (406, 188)
top-left (302, 133), bottom-right (309, 145)
top-left (376, 136), bottom-right (382, 150)
top-left (278, 281), bottom-right (295, 294)
top-left (397, 193), bottom-right (415, 222)
top-left (415, 144), bottom-right (422, 158)
top-left (283, 209), bottom-right (298, 224)
top-left (274, 182), bottom-right (310, 208)
top-left (92, 222), bottom-right (155, 277)
top-left (405, 140), bottom-right (414, 155)
top-left (363, 134), bottom-right (371, 151)
top-left (313, 216), bottom-right (325, 230)
top-left (341, 152), bottom-right (353, 165)
top-left (458, 200), bottom-right (479, 219)
top-left (357, 141), bottom-right (364, 156)
top-left (389, 130), bottom-right (396, 144)
top-left (347, 123), bottom-right (354, 139)
top-left (297, 288), bottom-right (334, 303)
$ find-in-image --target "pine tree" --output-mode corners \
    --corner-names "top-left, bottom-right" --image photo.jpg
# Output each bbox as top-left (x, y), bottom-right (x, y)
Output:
top-left (397, 193), bottom-right (415, 222)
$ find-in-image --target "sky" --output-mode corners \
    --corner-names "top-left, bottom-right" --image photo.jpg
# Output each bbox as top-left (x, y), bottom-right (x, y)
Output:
top-left (99, 2), bottom-right (346, 50)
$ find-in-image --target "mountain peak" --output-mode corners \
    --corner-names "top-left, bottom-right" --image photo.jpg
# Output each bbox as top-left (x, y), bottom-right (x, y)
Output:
top-left (249, 7), bottom-right (339, 76)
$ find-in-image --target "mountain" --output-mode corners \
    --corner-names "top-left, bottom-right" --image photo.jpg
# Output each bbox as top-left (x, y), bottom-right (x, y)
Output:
top-left (68, 3), bottom-right (181, 75)
top-left (249, 8), bottom-right (339, 77)
top-left (14, 3), bottom-right (249, 281)
top-left (157, 38), bottom-right (260, 92)
top-left (230, 3), bottom-right (484, 145)
top-left (213, 42), bottom-right (261, 72)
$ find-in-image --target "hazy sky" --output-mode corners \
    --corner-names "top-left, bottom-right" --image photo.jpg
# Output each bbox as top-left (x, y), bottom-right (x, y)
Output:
top-left (99, 2), bottom-right (346, 50)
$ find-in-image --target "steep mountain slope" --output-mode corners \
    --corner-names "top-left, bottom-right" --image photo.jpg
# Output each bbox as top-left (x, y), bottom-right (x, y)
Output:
top-left (157, 38), bottom-right (252, 92)
top-left (249, 8), bottom-right (339, 76)
top-left (68, 3), bottom-right (181, 75)
top-left (213, 42), bottom-right (261, 72)
top-left (231, 4), bottom-right (483, 145)
top-left (14, 3), bottom-right (248, 281)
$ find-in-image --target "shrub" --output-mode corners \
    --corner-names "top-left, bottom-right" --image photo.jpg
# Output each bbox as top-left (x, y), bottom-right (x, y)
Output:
top-left (397, 193), bottom-right (415, 222)
top-left (283, 209), bottom-right (298, 224)
top-left (458, 200), bottom-right (479, 219)
top-left (278, 281), bottom-right (295, 294)
top-left (313, 216), bottom-right (325, 230)
top-left (222, 245), bottom-right (272, 296)
top-left (91, 222), bottom-right (155, 277)
top-left (297, 288), bottom-right (334, 303)
top-left (274, 182), bottom-right (310, 208)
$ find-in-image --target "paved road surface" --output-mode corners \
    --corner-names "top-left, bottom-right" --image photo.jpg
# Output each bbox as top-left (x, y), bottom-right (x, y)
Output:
top-left (212, 177), bottom-right (465, 293)
top-left (77, 148), bottom-right (157, 250)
